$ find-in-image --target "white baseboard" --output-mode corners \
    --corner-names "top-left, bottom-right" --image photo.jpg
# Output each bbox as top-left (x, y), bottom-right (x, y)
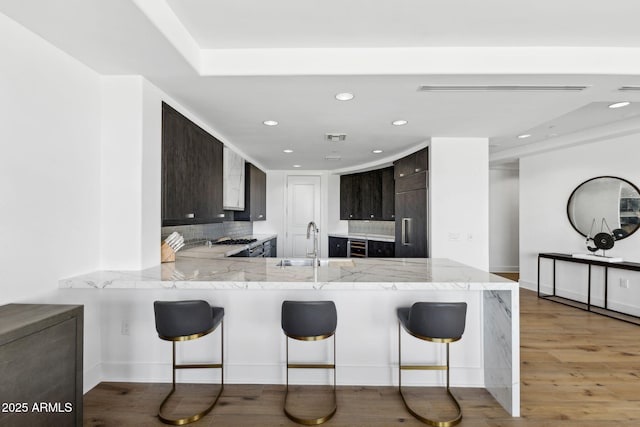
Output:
top-left (526, 284), bottom-right (640, 317)
top-left (519, 280), bottom-right (537, 292)
top-left (96, 362), bottom-right (485, 388)
top-left (83, 363), bottom-right (102, 394)
top-left (490, 266), bottom-right (519, 273)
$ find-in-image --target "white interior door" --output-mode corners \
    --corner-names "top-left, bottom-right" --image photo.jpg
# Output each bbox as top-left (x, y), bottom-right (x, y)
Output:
top-left (285, 175), bottom-right (321, 258)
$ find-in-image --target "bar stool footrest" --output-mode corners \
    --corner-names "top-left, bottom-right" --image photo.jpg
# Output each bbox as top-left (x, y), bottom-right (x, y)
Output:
top-left (399, 386), bottom-right (462, 427)
top-left (158, 384), bottom-right (224, 426)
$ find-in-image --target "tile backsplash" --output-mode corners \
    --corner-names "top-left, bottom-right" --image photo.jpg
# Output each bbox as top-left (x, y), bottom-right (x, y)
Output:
top-left (161, 221), bottom-right (253, 248)
top-left (348, 220), bottom-right (394, 236)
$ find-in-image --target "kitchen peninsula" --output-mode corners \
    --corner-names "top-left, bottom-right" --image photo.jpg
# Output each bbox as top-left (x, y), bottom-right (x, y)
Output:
top-left (61, 253), bottom-right (519, 417)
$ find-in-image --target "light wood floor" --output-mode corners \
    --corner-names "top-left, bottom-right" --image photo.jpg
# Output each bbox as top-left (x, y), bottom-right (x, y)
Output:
top-left (84, 289), bottom-right (640, 426)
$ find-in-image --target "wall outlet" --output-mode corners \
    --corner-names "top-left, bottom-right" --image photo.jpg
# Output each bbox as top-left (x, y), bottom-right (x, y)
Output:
top-left (619, 278), bottom-right (630, 289)
top-left (121, 320), bottom-right (130, 335)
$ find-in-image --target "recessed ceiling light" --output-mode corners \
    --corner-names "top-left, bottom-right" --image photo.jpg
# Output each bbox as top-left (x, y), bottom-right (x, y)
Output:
top-left (608, 101), bottom-right (631, 109)
top-left (283, 149), bottom-right (293, 153)
top-left (293, 164), bottom-right (301, 168)
top-left (372, 149), bottom-right (383, 154)
top-left (263, 120), bottom-right (278, 126)
top-left (335, 92), bottom-right (354, 101)
top-left (517, 134), bottom-right (531, 139)
top-left (392, 120), bottom-right (408, 126)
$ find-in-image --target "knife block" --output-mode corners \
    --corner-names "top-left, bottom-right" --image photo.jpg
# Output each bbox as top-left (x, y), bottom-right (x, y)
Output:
top-left (161, 241), bottom-right (176, 263)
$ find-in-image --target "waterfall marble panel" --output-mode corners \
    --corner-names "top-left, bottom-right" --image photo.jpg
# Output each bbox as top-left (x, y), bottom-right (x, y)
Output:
top-left (483, 289), bottom-right (520, 417)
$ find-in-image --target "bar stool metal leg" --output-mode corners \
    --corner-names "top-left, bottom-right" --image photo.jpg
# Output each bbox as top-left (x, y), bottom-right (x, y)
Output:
top-left (398, 322), bottom-right (462, 427)
top-left (396, 302), bottom-right (466, 426)
top-left (281, 300), bottom-right (338, 425)
top-left (158, 320), bottom-right (224, 426)
top-left (283, 332), bottom-right (337, 425)
top-left (154, 301), bottom-right (225, 425)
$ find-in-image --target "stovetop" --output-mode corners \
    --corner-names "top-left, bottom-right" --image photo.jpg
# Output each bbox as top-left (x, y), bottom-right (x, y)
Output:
top-left (214, 238), bottom-right (258, 245)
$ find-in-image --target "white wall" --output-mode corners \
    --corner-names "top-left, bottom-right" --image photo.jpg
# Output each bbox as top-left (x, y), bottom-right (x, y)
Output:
top-left (489, 167), bottom-right (519, 272)
top-left (99, 76), bottom-right (164, 270)
top-left (520, 132), bottom-right (640, 315)
top-left (100, 76), bottom-right (146, 269)
top-left (0, 12), bottom-right (102, 302)
top-left (0, 12), bottom-right (104, 390)
top-left (0, 12), bottom-right (250, 391)
top-left (429, 137), bottom-right (490, 271)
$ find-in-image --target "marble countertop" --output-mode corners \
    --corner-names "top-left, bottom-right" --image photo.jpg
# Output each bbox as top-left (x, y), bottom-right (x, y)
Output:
top-left (60, 253), bottom-right (516, 290)
top-left (190, 234), bottom-right (277, 257)
top-left (328, 233), bottom-right (395, 243)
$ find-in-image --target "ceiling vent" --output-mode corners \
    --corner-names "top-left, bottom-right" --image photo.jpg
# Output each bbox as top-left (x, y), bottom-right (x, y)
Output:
top-left (418, 85), bottom-right (589, 92)
top-left (325, 155), bottom-right (342, 161)
top-left (325, 133), bottom-right (347, 142)
top-left (618, 86), bottom-right (640, 91)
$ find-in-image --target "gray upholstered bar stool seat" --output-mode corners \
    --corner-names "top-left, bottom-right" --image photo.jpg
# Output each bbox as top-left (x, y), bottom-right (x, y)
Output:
top-left (397, 302), bottom-right (467, 427)
top-left (154, 300), bottom-right (225, 425)
top-left (281, 301), bottom-right (338, 425)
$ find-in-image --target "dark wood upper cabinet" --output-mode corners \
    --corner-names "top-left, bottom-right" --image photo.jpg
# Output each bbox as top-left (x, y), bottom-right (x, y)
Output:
top-left (235, 163), bottom-right (266, 221)
top-left (340, 166), bottom-right (394, 221)
top-left (380, 166), bottom-right (395, 220)
top-left (359, 170), bottom-right (382, 220)
top-left (340, 174), bottom-right (356, 220)
top-left (394, 147), bottom-right (428, 179)
top-left (162, 102), bottom-right (224, 226)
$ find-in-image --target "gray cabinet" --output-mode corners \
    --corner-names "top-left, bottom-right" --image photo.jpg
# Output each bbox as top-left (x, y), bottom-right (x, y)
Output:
top-left (162, 102), bottom-right (225, 225)
top-left (0, 304), bottom-right (83, 427)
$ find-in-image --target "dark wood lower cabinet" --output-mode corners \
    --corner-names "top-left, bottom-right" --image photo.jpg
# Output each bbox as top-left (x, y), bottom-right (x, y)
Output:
top-left (328, 237), bottom-right (348, 258)
top-left (368, 240), bottom-right (395, 257)
top-left (264, 238), bottom-right (277, 257)
top-left (0, 304), bottom-right (83, 427)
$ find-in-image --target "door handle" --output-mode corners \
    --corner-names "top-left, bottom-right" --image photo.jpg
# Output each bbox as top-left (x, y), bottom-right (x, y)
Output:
top-left (401, 218), bottom-right (411, 246)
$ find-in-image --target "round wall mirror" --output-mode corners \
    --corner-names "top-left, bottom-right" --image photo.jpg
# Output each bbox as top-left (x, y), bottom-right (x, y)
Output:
top-left (567, 176), bottom-right (640, 240)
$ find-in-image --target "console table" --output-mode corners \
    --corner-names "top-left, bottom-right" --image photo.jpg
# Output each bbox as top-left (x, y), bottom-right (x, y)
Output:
top-left (538, 253), bottom-right (640, 325)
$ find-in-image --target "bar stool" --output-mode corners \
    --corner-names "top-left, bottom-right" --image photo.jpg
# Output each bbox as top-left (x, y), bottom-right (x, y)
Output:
top-left (397, 302), bottom-right (467, 427)
top-left (281, 300), bottom-right (337, 425)
top-left (153, 300), bottom-right (224, 425)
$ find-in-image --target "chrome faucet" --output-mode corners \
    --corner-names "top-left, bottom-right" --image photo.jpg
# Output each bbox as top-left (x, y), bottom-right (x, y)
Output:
top-left (306, 221), bottom-right (319, 266)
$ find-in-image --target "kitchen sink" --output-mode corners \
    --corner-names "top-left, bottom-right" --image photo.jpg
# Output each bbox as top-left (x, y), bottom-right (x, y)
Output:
top-left (276, 259), bottom-right (355, 267)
